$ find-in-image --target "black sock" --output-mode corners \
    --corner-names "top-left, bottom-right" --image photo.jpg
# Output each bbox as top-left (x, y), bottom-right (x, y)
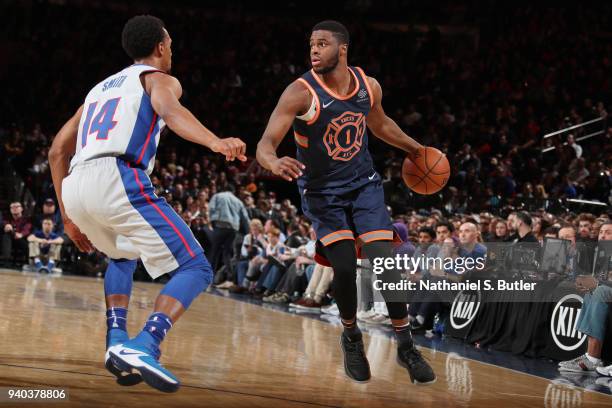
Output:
top-left (342, 319), bottom-right (362, 341)
top-left (394, 325), bottom-right (414, 347)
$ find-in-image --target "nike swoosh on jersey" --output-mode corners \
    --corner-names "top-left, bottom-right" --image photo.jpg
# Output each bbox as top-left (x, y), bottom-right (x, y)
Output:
top-left (368, 173), bottom-right (376, 180)
top-left (322, 100), bottom-right (335, 108)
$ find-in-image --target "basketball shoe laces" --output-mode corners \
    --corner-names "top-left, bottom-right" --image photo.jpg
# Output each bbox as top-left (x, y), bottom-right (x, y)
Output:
top-left (563, 355), bottom-right (588, 366)
top-left (399, 344), bottom-right (430, 371)
top-left (344, 338), bottom-right (367, 367)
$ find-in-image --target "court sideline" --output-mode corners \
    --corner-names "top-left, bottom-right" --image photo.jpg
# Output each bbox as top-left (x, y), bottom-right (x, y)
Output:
top-left (1, 269), bottom-right (610, 407)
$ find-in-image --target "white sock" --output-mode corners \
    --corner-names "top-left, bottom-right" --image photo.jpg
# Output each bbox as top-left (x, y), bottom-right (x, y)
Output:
top-left (586, 353), bottom-right (601, 364)
top-left (416, 315), bottom-right (425, 325)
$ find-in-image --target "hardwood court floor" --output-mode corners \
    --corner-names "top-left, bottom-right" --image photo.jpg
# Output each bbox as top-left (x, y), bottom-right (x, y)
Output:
top-left (0, 269), bottom-right (611, 407)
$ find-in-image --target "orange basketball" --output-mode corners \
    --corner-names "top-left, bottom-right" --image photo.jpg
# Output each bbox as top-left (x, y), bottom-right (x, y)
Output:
top-left (402, 146), bottom-right (450, 195)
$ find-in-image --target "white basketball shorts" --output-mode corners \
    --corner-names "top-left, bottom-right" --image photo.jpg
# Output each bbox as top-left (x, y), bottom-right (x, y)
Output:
top-left (62, 157), bottom-right (204, 279)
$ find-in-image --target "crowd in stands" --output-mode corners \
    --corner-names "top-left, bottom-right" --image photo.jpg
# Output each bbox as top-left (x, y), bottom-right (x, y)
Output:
top-left (1, 1), bottom-right (610, 296)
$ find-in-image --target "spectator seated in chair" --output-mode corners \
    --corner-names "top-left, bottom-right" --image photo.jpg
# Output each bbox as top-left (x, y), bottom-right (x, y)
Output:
top-left (253, 228), bottom-right (288, 298)
top-left (559, 222), bottom-right (612, 375)
top-left (286, 263), bottom-right (333, 310)
top-left (1, 201), bottom-right (32, 266)
top-left (33, 198), bottom-right (64, 236)
top-left (263, 226), bottom-right (319, 304)
top-left (223, 219), bottom-right (267, 291)
top-left (27, 217), bottom-right (64, 273)
top-left (408, 220), bottom-right (456, 332)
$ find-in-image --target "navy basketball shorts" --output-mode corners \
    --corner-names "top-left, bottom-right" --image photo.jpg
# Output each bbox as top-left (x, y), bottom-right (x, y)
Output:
top-left (301, 178), bottom-right (393, 247)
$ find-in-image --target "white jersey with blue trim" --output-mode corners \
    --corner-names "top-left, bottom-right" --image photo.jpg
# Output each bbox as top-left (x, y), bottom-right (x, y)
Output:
top-left (70, 64), bottom-right (166, 175)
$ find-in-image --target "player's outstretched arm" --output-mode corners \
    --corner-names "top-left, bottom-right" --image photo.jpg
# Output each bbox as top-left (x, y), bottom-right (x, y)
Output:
top-left (256, 81), bottom-right (308, 182)
top-left (146, 72), bottom-right (246, 162)
top-left (365, 77), bottom-right (423, 156)
top-left (48, 106), bottom-right (95, 253)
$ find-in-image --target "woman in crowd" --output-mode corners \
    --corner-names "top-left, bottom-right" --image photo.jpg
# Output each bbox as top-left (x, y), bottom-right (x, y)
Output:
top-left (489, 218), bottom-right (509, 242)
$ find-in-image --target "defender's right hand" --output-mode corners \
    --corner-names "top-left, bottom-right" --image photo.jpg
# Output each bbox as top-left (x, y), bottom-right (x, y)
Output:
top-left (270, 157), bottom-right (305, 182)
top-left (211, 138), bottom-right (247, 162)
top-left (64, 218), bottom-right (95, 253)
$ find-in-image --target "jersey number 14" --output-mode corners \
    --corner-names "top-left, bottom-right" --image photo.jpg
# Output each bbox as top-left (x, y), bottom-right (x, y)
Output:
top-left (81, 97), bottom-right (121, 147)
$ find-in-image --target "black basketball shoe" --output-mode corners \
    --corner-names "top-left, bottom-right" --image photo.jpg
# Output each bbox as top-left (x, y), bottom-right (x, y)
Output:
top-left (340, 333), bottom-right (371, 382)
top-left (397, 343), bottom-right (436, 385)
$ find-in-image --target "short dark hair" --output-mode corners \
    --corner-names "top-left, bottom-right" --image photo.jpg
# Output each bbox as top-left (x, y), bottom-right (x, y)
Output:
top-left (42, 216), bottom-right (54, 224)
top-left (435, 220), bottom-right (455, 233)
top-left (312, 20), bottom-right (349, 45)
top-left (516, 211), bottom-right (532, 227)
top-left (122, 15), bottom-right (166, 60)
top-left (418, 227), bottom-right (436, 240)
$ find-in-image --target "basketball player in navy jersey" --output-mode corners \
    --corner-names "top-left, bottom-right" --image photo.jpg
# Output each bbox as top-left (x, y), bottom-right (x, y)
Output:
top-left (49, 16), bottom-right (246, 392)
top-left (257, 21), bottom-right (436, 384)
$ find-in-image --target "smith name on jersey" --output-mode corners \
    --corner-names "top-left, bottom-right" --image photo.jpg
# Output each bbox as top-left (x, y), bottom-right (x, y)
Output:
top-left (71, 64), bottom-right (166, 175)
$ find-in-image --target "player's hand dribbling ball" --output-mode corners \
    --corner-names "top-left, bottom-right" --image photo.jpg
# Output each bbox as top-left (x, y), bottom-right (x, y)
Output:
top-left (402, 146), bottom-right (450, 194)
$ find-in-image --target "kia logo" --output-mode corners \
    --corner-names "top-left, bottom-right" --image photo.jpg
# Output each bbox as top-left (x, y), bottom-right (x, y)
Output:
top-left (550, 294), bottom-right (587, 351)
top-left (450, 291), bottom-right (481, 329)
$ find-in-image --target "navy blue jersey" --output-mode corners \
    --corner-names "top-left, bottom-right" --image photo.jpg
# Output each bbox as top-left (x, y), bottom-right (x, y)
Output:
top-left (34, 230), bottom-right (60, 255)
top-left (293, 67), bottom-right (375, 192)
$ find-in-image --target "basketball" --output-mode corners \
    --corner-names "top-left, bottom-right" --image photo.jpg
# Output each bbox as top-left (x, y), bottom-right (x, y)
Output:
top-left (5, 2), bottom-right (612, 405)
top-left (402, 146), bottom-right (450, 195)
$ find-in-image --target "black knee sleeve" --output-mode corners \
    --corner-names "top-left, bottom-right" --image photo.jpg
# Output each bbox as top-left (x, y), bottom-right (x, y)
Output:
top-left (324, 240), bottom-right (358, 320)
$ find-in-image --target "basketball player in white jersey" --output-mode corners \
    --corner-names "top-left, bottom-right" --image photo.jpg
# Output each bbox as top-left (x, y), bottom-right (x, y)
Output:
top-left (49, 15), bottom-right (246, 393)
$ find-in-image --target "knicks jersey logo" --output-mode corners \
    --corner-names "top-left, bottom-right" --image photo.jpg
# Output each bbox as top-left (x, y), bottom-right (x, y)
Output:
top-left (323, 111), bottom-right (366, 161)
